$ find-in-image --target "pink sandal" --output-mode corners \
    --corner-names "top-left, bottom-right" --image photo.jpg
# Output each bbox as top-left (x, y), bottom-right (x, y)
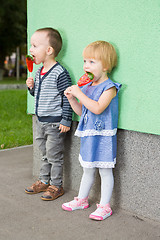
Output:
top-left (89, 203), bottom-right (112, 221)
top-left (62, 197), bottom-right (89, 211)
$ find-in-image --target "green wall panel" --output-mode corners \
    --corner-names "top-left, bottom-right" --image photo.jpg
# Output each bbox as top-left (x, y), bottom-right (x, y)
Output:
top-left (27, 0), bottom-right (160, 135)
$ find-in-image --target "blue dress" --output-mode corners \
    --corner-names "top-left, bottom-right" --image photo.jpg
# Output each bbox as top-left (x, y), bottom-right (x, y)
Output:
top-left (75, 78), bottom-right (121, 168)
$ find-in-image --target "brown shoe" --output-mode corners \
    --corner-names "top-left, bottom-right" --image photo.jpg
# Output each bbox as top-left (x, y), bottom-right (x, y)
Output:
top-left (25, 180), bottom-right (50, 194)
top-left (41, 185), bottom-right (64, 201)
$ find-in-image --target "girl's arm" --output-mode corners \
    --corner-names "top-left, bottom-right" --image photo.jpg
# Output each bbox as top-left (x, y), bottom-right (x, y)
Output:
top-left (64, 89), bottom-right (82, 116)
top-left (67, 85), bottom-right (116, 115)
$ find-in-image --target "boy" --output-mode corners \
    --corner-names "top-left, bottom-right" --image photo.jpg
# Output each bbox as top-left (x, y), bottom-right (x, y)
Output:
top-left (25, 27), bottom-right (72, 201)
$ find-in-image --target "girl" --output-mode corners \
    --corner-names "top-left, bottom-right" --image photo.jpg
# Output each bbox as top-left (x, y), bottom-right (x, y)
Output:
top-left (62, 41), bottom-right (121, 220)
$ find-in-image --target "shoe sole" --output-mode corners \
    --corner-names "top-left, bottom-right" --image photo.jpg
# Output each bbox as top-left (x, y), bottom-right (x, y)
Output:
top-left (89, 211), bottom-right (112, 221)
top-left (41, 191), bottom-right (64, 201)
top-left (24, 189), bottom-right (49, 194)
top-left (62, 204), bottom-right (89, 211)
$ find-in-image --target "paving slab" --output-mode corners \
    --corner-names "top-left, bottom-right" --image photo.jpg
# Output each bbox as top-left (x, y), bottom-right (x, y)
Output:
top-left (0, 146), bottom-right (159, 240)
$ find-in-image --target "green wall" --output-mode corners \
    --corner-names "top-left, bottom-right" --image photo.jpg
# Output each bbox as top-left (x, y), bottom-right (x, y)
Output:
top-left (27, 0), bottom-right (160, 135)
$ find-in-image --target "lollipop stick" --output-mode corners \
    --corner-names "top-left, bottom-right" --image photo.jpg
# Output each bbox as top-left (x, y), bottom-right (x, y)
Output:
top-left (28, 71), bottom-right (32, 89)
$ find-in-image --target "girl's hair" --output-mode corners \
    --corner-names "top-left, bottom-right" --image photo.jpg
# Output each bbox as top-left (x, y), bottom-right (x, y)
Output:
top-left (83, 41), bottom-right (117, 73)
top-left (36, 27), bottom-right (62, 57)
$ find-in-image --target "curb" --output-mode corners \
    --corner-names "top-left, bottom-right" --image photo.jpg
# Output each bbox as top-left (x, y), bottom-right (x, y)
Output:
top-left (0, 145), bottom-right (33, 152)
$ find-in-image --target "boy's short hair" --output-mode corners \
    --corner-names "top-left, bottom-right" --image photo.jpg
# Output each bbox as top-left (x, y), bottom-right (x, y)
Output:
top-left (83, 41), bottom-right (117, 73)
top-left (36, 27), bottom-right (62, 57)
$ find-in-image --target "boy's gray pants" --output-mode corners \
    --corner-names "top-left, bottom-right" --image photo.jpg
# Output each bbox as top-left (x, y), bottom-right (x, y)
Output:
top-left (35, 118), bottom-right (65, 187)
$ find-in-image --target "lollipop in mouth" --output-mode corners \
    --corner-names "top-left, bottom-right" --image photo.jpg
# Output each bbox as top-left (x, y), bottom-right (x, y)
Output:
top-left (77, 72), bottom-right (94, 87)
top-left (26, 54), bottom-right (34, 73)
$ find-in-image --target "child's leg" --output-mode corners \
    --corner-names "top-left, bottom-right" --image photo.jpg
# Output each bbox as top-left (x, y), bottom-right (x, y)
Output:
top-left (40, 123), bottom-right (65, 200)
top-left (99, 168), bottom-right (114, 205)
top-left (89, 168), bottom-right (114, 220)
top-left (78, 167), bottom-right (96, 199)
top-left (35, 120), bottom-right (51, 184)
top-left (62, 168), bottom-right (96, 211)
top-left (25, 119), bottom-right (50, 194)
top-left (45, 123), bottom-right (65, 188)
top-left (36, 121), bottom-right (65, 187)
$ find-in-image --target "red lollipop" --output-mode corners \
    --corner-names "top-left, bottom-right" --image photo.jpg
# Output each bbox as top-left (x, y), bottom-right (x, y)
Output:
top-left (26, 55), bottom-right (33, 73)
top-left (77, 72), bottom-right (94, 87)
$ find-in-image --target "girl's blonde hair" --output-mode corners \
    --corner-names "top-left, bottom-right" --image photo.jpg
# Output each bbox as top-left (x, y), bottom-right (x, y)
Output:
top-left (83, 41), bottom-right (117, 73)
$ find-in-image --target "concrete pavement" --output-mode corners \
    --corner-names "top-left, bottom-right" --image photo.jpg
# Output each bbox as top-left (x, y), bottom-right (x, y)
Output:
top-left (0, 146), bottom-right (159, 240)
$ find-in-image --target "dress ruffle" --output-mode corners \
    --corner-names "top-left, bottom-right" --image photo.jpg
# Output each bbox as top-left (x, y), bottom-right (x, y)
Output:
top-left (75, 128), bottom-right (117, 137)
top-left (79, 154), bottom-right (116, 168)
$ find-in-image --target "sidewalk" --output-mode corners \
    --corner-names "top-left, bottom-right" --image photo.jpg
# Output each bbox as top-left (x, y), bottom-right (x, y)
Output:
top-left (0, 146), bottom-right (159, 240)
top-left (0, 84), bottom-right (27, 89)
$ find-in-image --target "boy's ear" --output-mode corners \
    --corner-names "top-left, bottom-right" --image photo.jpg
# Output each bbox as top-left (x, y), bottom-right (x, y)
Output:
top-left (47, 46), bottom-right (54, 56)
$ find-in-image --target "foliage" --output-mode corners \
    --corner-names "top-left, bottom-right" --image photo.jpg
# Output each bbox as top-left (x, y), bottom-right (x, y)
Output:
top-left (0, 89), bottom-right (33, 149)
top-left (0, 0), bottom-right (27, 68)
top-left (0, 77), bottom-right (26, 84)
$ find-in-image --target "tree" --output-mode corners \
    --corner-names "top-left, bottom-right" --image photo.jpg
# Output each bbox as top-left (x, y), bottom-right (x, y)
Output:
top-left (0, 0), bottom-right (27, 70)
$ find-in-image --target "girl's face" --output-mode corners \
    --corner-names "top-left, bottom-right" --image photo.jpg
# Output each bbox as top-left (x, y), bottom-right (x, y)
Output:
top-left (83, 58), bottom-right (107, 84)
top-left (29, 31), bottom-right (50, 65)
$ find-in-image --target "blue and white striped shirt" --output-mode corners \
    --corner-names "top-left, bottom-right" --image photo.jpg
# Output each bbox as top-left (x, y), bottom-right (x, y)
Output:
top-left (29, 62), bottom-right (72, 127)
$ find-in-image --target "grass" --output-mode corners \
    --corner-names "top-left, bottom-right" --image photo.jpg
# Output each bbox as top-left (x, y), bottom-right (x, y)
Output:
top-left (0, 89), bottom-right (33, 150)
top-left (0, 77), bottom-right (26, 84)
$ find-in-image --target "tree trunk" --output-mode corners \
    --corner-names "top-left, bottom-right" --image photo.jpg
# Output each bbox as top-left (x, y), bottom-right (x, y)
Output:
top-left (16, 46), bottom-right (20, 80)
top-left (0, 50), bottom-right (6, 80)
top-left (0, 69), bottom-right (4, 80)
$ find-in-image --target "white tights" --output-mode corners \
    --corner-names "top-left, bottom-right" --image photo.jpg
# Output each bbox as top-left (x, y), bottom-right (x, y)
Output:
top-left (78, 168), bottom-right (114, 205)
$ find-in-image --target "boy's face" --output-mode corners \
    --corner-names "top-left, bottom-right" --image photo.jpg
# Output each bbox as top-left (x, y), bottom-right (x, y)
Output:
top-left (29, 31), bottom-right (50, 65)
top-left (83, 58), bottom-right (107, 83)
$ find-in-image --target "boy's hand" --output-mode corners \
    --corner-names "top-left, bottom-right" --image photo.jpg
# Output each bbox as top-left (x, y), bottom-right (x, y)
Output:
top-left (26, 77), bottom-right (34, 89)
top-left (59, 124), bottom-right (70, 133)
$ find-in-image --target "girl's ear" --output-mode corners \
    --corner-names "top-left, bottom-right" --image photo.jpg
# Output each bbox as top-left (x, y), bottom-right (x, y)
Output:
top-left (102, 63), bottom-right (108, 72)
top-left (103, 67), bottom-right (108, 73)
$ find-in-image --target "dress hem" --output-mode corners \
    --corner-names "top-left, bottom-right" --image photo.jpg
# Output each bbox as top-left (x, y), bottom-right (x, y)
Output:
top-left (75, 128), bottom-right (117, 137)
top-left (79, 155), bottom-right (116, 168)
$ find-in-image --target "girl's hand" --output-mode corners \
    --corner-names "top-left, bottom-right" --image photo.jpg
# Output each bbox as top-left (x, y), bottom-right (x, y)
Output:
top-left (26, 77), bottom-right (34, 89)
top-left (64, 87), bottom-right (73, 100)
top-left (64, 85), bottom-right (82, 116)
top-left (65, 85), bottom-right (81, 98)
top-left (64, 85), bottom-right (80, 100)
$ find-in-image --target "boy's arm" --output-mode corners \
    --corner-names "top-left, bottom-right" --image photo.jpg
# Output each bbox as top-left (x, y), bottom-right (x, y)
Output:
top-left (59, 124), bottom-right (70, 133)
top-left (28, 87), bottom-right (35, 96)
top-left (57, 71), bottom-right (73, 128)
top-left (26, 77), bottom-right (35, 96)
